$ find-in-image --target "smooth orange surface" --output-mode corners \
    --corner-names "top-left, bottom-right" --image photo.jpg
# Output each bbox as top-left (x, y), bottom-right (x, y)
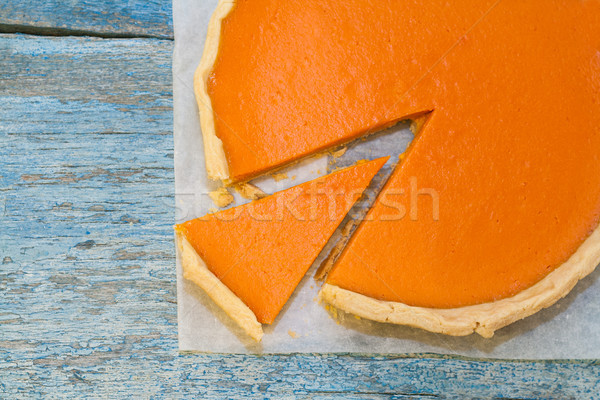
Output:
top-left (176, 157), bottom-right (386, 323)
top-left (210, 0), bottom-right (600, 308)
top-left (210, 0), bottom-right (495, 181)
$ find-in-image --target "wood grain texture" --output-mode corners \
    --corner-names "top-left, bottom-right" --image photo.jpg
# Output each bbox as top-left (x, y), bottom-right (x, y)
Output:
top-left (1, 34), bottom-right (599, 399)
top-left (0, 0), bottom-right (172, 39)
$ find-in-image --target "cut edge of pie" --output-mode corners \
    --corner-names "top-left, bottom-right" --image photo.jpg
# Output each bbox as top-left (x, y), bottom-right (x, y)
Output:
top-left (193, 0), bottom-right (234, 182)
top-left (320, 224), bottom-right (600, 338)
top-left (175, 230), bottom-right (264, 341)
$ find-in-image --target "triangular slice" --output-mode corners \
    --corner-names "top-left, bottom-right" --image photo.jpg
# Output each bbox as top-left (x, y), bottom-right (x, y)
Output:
top-left (175, 157), bottom-right (387, 341)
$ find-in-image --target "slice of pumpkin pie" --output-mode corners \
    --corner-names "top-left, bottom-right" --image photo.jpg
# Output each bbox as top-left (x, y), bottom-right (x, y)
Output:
top-left (175, 157), bottom-right (387, 341)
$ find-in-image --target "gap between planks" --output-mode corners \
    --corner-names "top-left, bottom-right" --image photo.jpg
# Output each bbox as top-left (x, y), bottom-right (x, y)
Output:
top-left (0, 23), bottom-right (174, 40)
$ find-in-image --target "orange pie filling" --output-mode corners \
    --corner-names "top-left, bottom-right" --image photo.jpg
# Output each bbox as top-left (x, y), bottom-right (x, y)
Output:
top-left (206, 0), bottom-right (600, 309)
top-left (176, 157), bottom-right (387, 325)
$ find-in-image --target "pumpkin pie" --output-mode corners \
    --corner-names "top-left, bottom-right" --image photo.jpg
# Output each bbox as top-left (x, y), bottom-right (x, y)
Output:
top-left (196, 0), bottom-right (600, 336)
top-left (175, 157), bottom-right (387, 340)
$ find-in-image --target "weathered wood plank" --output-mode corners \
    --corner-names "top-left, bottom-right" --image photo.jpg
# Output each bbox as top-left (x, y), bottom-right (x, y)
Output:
top-left (0, 0), bottom-right (172, 39)
top-left (1, 34), bottom-right (599, 399)
top-left (0, 34), bottom-right (172, 134)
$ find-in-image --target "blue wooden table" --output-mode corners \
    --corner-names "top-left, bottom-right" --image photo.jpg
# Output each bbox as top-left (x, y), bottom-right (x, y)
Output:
top-left (1, 1), bottom-right (599, 398)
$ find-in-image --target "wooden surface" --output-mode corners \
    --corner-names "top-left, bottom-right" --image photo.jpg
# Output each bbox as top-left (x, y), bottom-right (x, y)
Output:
top-left (0, 0), bottom-right (172, 38)
top-left (1, 3), bottom-right (599, 398)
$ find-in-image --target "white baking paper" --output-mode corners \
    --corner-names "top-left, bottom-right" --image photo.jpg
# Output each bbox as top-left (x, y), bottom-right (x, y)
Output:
top-left (173, 0), bottom-right (600, 357)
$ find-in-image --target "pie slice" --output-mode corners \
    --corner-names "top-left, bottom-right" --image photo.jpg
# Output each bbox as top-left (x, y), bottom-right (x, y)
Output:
top-left (196, 0), bottom-right (600, 336)
top-left (175, 157), bottom-right (387, 341)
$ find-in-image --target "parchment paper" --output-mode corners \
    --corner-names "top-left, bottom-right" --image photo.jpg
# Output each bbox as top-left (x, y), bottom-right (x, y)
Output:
top-left (173, 0), bottom-right (600, 357)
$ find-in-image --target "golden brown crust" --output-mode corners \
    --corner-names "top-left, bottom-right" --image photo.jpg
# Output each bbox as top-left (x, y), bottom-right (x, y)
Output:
top-left (175, 230), bottom-right (263, 341)
top-left (319, 224), bottom-right (600, 338)
top-left (194, 0), bottom-right (235, 181)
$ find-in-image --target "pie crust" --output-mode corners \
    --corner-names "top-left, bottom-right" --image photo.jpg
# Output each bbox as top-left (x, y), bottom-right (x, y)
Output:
top-left (320, 224), bottom-right (600, 338)
top-left (193, 0), bottom-right (235, 181)
top-left (176, 231), bottom-right (263, 341)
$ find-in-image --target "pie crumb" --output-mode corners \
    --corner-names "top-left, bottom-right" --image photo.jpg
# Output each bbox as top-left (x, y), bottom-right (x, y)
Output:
top-left (287, 329), bottom-right (299, 338)
top-left (272, 172), bottom-right (288, 182)
top-left (208, 187), bottom-right (234, 208)
top-left (331, 147), bottom-right (347, 158)
top-left (235, 182), bottom-right (268, 200)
